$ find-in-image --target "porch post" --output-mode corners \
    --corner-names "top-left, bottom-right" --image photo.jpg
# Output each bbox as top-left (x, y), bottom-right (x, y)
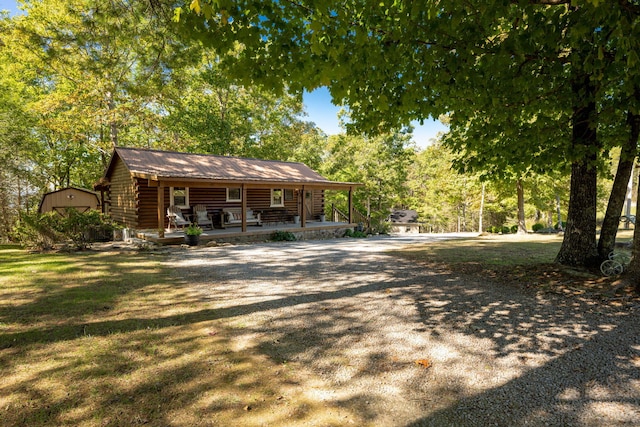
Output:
top-left (348, 187), bottom-right (354, 224)
top-left (158, 184), bottom-right (165, 238)
top-left (300, 186), bottom-right (306, 228)
top-left (241, 184), bottom-right (247, 233)
top-left (99, 189), bottom-right (106, 214)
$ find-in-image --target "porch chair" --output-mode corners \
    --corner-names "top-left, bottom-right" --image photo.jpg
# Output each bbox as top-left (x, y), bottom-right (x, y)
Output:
top-left (167, 205), bottom-right (191, 230)
top-left (193, 204), bottom-right (214, 229)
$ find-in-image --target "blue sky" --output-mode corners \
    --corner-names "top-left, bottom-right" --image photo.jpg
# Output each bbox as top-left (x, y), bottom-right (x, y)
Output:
top-left (1, 0), bottom-right (448, 147)
top-left (0, 0), bottom-right (17, 14)
top-left (303, 87), bottom-right (447, 147)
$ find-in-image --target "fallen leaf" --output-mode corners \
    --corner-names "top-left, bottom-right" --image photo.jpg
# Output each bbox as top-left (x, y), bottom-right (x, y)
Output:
top-left (415, 359), bottom-right (432, 368)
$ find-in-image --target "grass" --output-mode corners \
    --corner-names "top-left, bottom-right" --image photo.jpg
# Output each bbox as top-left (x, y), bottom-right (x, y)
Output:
top-left (393, 230), bottom-right (635, 267)
top-left (392, 233), bottom-right (565, 267)
top-left (0, 245), bottom-right (360, 427)
top-left (391, 230), bottom-right (638, 300)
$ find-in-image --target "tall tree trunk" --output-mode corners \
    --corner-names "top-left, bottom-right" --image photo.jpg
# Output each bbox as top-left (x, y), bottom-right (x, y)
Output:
top-left (555, 195), bottom-right (563, 230)
top-left (106, 91), bottom-right (118, 147)
top-left (479, 182), bottom-right (485, 233)
top-left (516, 179), bottom-right (526, 234)
top-left (597, 110), bottom-right (639, 260)
top-left (555, 74), bottom-right (599, 267)
top-left (626, 167), bottom-right (640, 293)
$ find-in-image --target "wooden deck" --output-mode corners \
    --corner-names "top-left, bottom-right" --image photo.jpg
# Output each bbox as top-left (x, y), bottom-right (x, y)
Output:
top-left (136, 221), bottom-right (356, 245)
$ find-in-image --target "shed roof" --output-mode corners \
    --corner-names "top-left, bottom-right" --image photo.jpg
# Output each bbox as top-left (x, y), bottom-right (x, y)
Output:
top-left (101, 147), bottom-right (359, 189)
top-left (388, 209), bottom-right (419, 223)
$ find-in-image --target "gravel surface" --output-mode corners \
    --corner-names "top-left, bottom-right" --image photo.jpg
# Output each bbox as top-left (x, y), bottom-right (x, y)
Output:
top-left (166, 234), bottom-right (640, 426)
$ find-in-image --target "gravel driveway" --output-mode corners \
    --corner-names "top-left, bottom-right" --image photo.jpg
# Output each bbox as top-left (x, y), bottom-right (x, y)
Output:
top-left (166, 234), bottom-right (640, 426)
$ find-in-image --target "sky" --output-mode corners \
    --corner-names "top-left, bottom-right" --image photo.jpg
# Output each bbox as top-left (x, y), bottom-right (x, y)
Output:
top-left (1, 0), bottom-right (448, 147)
top-left (303, 87), bottom-right (448, 147)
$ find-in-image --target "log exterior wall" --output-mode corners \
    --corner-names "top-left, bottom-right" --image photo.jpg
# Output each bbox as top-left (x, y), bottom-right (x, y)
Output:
top-left (133, 185), bottom-right (324, 229)
top-left (136, 178), bottom-right (159, 229)
top-left (108, 158), bottom-right (139, 228)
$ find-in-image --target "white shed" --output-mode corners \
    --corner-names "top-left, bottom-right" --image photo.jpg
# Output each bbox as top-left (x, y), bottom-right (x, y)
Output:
top-left (388, 209), bottom-right (421, 234)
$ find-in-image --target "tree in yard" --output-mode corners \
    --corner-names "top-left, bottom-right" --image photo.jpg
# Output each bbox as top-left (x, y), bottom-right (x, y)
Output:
top-left (321, 131), bottom-right (414, 231)
top-left (178, 0), bottom-right (640, 268)
top-left (162, 51), bottom-right (318, 161)
top-left (407, 142), bottom-right (484, 233)
top-left (1, 0), bottom-right (194, 184)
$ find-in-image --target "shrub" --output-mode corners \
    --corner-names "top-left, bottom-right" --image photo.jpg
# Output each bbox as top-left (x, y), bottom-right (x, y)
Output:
top-left (370, 219), bottom-right (390, 235)
top-left (61, 209), bottom-right (117, 249)
top-left (554, 221), bottom-right (567, 230)
top-left (12, 212), bottom-right (63, 250)
top-left (501, 226), bottom-right (511, 234)
top-left (271, 230), bottom-right (296, 241)
top-left (510, 225), bottom-right (518, 233)
top-left (12, 209), bottom-right (117, 251)
top-left (345, 228), bottom-right (368, 238)
top-left (532, 223), bottom-right (545, 232)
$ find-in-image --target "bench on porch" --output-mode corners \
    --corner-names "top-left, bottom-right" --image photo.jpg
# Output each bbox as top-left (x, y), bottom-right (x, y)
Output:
top-left (258, 208), bottom-right (293, 225)
top-left (221, 207), bottom-right (262, 228)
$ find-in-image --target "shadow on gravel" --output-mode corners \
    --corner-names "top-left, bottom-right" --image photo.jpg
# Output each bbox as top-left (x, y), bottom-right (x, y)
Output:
top-left (405, 324), bottom-right (640, 426)
top-left (173, 239), bottom-right (640, 426)
top-left (404, 278), bottom-right (640, 426)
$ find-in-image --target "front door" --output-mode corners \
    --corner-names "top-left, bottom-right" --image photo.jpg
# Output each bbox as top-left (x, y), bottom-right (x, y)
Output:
top-left (305, 190), bottom-right (314, 219)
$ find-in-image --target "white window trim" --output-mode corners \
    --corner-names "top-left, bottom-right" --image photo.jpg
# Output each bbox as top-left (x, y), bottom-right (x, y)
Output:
top-left (170, 187), bottom-right (189, 208)
top-left (270, 188), bottom-right (284, 207)
top-left (226, 187), bottom-right (242, 202)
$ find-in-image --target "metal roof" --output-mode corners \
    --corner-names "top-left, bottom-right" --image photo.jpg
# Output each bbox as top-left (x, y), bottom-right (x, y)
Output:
top-left (103, 147), bottom-right (359, 189)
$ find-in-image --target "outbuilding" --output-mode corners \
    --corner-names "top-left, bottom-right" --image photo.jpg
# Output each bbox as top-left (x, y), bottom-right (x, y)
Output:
top-left (38, 187), bottom-right (101, 216)
top-left (388, 209), bottom-right (421, 234)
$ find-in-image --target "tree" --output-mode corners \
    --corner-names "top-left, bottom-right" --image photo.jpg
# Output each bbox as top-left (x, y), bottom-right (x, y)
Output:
top-left (321, 131), bottom-right (414, 229)
top-left (162, 52), bottom-right (317, 161)
top-left (407, 142), bottom-right (485, 233)
top-left (2, 0), bottom-right (194, 181)
top-left (178, 0), bottom-right (640, 268)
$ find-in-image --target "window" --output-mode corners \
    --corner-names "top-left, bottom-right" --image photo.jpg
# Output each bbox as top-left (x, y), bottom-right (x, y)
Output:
top-left (170, 187), bottom-right (189, 208)
top-left (284, 189), bottom-right (294, 201)
top-left (226, 187), bottom-right (241, 202)
top-left (271, 189), bottom-right (284, 207)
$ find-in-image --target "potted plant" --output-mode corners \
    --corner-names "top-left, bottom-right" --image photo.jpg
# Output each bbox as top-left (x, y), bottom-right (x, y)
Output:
top-left (184, 224), bottom-right (203, 246)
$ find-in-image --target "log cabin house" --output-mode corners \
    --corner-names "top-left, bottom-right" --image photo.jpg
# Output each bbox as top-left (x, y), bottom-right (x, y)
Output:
top-left (95, 147), bottom-right (361, 239)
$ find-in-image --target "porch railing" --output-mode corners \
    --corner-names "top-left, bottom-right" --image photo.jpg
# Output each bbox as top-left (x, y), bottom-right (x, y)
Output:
top-left (331, 204), bottom-right (371, 230)
top-left (332, 204), bottom-right (349, 223)
top-left (352, 208), bottom-right (370, 230)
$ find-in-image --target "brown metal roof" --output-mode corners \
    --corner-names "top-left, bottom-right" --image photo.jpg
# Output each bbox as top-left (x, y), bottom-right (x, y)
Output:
top-left (106, 147), bottom-right (359, 189)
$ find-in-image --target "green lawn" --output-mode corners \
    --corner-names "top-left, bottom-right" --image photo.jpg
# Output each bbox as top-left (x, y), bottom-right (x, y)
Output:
top-left (0, 246), bottom-right (358, 426)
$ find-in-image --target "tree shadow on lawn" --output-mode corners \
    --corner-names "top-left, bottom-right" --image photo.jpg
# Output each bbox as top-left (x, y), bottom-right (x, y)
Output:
top-left (0, 248), bottom-right (373, 426)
